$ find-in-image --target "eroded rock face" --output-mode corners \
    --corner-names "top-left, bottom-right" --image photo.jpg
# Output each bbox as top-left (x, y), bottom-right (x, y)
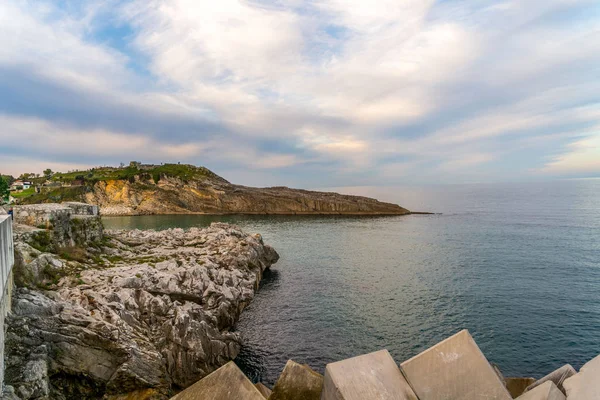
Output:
top-left (4, 223), bottom-right (279, 399)
top-left (84, 174), bottom-right (410, 216)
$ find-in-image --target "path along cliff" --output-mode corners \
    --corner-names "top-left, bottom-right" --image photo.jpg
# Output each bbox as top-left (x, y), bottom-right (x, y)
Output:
top-left (17, 164), bottom-right (410, 216)
top-left (2, 204), bottom-right (279, 399)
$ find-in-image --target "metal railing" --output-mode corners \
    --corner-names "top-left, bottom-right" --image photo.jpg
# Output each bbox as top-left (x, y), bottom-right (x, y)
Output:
top-left (0, 215), bottom-right (14, 393)
top-left (0, 216), bottom-right (13, 300)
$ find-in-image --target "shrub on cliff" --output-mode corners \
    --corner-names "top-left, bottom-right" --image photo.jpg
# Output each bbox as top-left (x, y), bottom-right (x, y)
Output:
top-left (0, 175), bottom-right (9, 203)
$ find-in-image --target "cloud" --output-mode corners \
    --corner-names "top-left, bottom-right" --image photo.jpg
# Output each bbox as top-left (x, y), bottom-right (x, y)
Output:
top-left (0, 0), bottom-right (599, 186)
top-left (541, 133), bottom-right (600, 176)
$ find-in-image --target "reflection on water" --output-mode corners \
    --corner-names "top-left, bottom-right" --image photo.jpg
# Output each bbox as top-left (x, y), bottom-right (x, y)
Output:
top-left (103, 179), bottom-right (600, 385)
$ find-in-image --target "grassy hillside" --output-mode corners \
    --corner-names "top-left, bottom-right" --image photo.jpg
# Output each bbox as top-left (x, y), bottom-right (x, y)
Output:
top-left (52, 164), bottom-right (226, 184)
top-left (16, 163), bottom-right (227, 204)
top-left (19, 186), bottom-right (90, 204)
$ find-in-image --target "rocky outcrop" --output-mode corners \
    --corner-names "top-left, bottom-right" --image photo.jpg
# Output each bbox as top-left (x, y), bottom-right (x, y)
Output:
top-left (20, 164), bottom-right (410, 216)
top-left (85, 175), bottom-right (409, 216)
top-left (4, 223), bottom-right (279, 399)
top-left (11, 204), bottom-right (104, 250)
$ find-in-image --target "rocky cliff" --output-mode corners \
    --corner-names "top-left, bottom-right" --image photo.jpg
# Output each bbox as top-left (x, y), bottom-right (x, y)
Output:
top-left (4, 222), bottom-right (279, 399)
top-left (20, 164), bottom-right (410, 216)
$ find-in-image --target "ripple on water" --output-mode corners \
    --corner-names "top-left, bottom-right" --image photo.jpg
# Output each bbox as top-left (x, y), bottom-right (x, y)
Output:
top-left (102, 180), bottom-right (600, 385)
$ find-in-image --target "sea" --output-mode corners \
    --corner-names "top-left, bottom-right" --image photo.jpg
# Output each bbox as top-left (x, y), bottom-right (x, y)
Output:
top-left (102, 179), bottom-right (600, 384)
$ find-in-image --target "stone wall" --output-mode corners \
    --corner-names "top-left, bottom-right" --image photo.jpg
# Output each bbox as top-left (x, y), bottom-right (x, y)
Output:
top-left (70, 216), bottom-right (104, 246)
top-left (62, 202), bottom-right (99, 216)
top-left (12, 204), bottom-right (103, 249)
top-left (12, 204), bottom-right (71, 230)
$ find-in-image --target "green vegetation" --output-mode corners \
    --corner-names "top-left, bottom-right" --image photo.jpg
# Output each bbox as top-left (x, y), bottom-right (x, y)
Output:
top-left (14, 163), bottom-right (226, 204)
top-left (19, 186), bottom-right (88, 205)
top-left (29, 230), bottom-right (53, 253)
top-left (58, 246), bottom-right (89, 263)
top-left (11, 187), bottom-right (35, 199)
top-left (18, 173), bottom-right (34, 180)
top-left (51, 163), bottom-right (225, 185)
top-left (105, 254), bottom-right (125, 263)
top-left (43, 264), bottom-right (65, 286)
top-left (0, 175), bottom-right (9, 203)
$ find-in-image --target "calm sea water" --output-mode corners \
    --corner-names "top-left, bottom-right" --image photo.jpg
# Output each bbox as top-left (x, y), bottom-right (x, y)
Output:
top-left (102, 179), bottom-right (600, 384)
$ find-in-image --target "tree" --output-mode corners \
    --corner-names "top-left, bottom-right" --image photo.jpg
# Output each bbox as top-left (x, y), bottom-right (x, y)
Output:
top-left (18, 173), bottom-right (33, 180)
top-left (1, 175), bottom-right (14, 185)
top-left (43, 169), bottom-right (54, 179)
top-left (0, 175), bottom-right (9, 203)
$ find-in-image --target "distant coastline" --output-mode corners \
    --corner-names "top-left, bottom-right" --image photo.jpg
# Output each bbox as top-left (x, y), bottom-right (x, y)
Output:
top-left (13, 163), bottom-right (412, 217)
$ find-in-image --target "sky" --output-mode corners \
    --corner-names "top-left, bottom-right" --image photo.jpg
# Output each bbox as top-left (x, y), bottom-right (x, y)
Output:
top-left (0, 0), bottom-right (599, 187)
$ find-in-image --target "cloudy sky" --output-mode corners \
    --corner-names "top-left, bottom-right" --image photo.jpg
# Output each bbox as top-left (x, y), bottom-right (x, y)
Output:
top-left (1, 0), bottom-right (599, 187)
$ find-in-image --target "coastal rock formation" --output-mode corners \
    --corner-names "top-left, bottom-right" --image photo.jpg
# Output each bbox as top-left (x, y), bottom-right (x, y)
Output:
top-left (5, 223), bottom-right (279, 399)
top-left (86, 176), bottom-right (409, 216)
top-left (18, 164), bottom-right (410, 216)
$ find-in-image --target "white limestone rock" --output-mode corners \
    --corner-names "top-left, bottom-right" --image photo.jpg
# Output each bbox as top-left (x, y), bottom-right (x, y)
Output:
top-left (5, 223), bottom-right (279, 399)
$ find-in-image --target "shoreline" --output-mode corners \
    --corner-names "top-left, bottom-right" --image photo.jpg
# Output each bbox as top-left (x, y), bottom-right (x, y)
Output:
top-left (6, 207), bottom-right (279, 398)
top-left (99, 211), bottom-right (436, 217)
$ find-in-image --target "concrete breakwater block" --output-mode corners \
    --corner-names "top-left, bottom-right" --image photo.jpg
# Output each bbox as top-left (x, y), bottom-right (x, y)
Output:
top-left (170, 361), bottom-right (265, 400)
top-left (506, 377), bottom-right (536, 398)
top-left (269, 360), bottom-right (323, 400)
top-left (525, 364), bottom-right (575, 395)
top-left (400, 330), bottom-right (511, 400)
top-left (321, 349), bottom-right (418, 400)
top-left (255, 382), bottom-right (272, 398)
top-left (563, 354), bottom-right (600, 399)
top-left (516, 381), bottom-right (565, 400)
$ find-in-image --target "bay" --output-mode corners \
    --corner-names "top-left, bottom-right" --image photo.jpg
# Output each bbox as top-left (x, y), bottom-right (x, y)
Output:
top-left (102, 179), bottom-right (600, 384)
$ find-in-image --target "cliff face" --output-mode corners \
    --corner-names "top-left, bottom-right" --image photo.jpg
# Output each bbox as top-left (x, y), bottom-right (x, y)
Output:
top-left (81, 170), bottom-right (410, 216)
top-left (6, 223), bottom-right (279, 399)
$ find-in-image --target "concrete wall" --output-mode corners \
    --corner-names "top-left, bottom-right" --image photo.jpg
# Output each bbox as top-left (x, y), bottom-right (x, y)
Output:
top-left (0, 215), bottom-right (15, 392)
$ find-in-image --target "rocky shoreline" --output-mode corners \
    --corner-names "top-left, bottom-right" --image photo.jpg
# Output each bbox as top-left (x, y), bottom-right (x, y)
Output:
top-left (17, 164), bottom-right (412, 216)
top-left (3, 204), bottom-right (278, 399)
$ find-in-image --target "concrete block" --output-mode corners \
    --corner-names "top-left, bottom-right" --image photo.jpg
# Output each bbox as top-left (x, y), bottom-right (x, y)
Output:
top-left (525, 364), bottom-right (577, 394)
top-left (400, 330), bottom-right (511, 400)
top-left (563, 354), bottom-right (600, 399)
top-left (506, 377), bottom-right (536, 398)
top-left (491, 362), bottom-right (506, 385)
top-left (516, 381), bottom-right (565, 400)
top-left (255, 382), bottom-right (272, 398)
top-left (321, 349), bottom-right (418, 400)
top-left (525, 364), bottom-right (575, 395)
top-left (269, 360), bottom-right (323, 400)
top-left (170, 361), bottom-right (265, 400)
